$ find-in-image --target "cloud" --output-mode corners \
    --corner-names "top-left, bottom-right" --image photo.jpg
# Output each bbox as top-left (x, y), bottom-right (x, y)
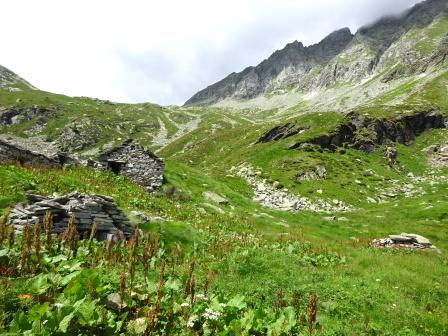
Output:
top-left (0, 0), bottom-right (421, 105)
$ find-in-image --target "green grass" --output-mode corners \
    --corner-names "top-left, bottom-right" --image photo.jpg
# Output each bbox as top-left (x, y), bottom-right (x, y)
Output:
top-left (1, 37), bottom-right (448, 333)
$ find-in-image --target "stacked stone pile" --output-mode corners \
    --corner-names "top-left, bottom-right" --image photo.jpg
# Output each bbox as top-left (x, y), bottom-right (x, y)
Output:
top-left (372, 233), bottom-right (437, 250)
top-left (7, 192), bottom-right (134, 240)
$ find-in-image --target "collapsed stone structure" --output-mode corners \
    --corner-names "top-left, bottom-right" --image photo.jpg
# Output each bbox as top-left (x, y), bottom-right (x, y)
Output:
top-left (0, 138), bottom-right (59, 166)
top-left (7, 192), bottom-right (134, 240)
top-left (0, 137), bottom-right (164, 193)
top-left (97, 140), bottom-right (164, 192)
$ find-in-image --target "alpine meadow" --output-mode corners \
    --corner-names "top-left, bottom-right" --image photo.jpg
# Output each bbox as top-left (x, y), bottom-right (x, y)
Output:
top-left (0, 0), bottom-right (448, 335)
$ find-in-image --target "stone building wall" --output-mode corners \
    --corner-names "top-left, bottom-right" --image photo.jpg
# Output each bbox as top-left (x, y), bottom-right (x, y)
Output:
top-left (0, 139), bottom-right (60, 166)
top-left (98, 140), bottom-right (164, 192)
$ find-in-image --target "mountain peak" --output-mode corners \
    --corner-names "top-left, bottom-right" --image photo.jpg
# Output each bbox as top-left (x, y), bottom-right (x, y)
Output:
top-left (184, 0), bottom-right (447, 107)
top-left (0, 65), bottom-right (34, 90)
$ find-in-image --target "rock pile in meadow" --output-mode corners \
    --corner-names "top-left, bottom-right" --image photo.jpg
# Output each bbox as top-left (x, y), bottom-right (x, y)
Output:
top-left (372, 233), bottom-right (437, 250)
top-left (7, 192), bottom-right (134, 240)
top-left (233, 163), bottom-right (351, 213)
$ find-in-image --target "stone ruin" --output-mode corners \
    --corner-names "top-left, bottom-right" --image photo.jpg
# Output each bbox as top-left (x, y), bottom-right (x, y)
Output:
top-left (6, 192), bottom-right (134, 240)
top-left (372, 233), bottom-right (437, 250)
top-left (0, 138), bottom-right (60, 166)
top-left (96, 139), bottom-right (164, 192)
top-left (0, 137), bottom-right (164, 193)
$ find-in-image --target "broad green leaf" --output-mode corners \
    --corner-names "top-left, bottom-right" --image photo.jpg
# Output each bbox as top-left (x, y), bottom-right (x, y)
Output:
top-left (58, 312), bottom-right (75, 333)
top-left (227, 294), bottom-right (247, 310)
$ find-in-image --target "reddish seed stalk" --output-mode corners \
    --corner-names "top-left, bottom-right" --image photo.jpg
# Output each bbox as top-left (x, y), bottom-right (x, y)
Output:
top-left (34, 222), bottom-right (41, 267)
top-left (128, 232), bottom-right (139, 287)
top-left (87, 222), bottom-right (97, 250)
top-left (307, 293), bottom-right (318, 335)
top-left (184, 259), bottom-right (195, 298)
top-left (147, 261), bottom-right (165, 332)
top-left (43, 211), bottom-right (52, 251)
top-left (119, 273), bottom-right (126, 313)
top-left (7, 225), bottom-right (15, 249)
top-left (20, 224), bottom-right (32, 274)
top-left (0, 212), bottom-right (9, 247)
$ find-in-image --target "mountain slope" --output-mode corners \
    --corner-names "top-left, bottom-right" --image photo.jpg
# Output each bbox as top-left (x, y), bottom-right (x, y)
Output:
top-left (185, 0), bottom-right (448, 108)
top-left (0, 65), bottom-right (35, 90)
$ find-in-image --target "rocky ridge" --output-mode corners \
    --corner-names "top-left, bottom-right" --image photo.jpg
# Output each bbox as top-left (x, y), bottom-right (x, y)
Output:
top-left (260, 111), bottom-right (447, 153)
top-left (185, 0), bottom-right (448, 107)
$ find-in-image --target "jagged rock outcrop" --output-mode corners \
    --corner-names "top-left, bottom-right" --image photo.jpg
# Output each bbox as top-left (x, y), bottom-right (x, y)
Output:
top-left (7, 192), bottom-right (134, 240)
top-left (58, 119), bottom-right (101, 152)
top-left (0, 105), bottom-right (54, 128)
top-left (267, 111), bottom-right (447, 153)
top-left (185, 0), bottom-right (448, 107)
top-left (185, 28), bottom-right (354, 106)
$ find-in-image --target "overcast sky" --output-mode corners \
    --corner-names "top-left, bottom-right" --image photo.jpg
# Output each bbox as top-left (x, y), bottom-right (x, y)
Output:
top-left (1, 0), bottom-right (421, 105)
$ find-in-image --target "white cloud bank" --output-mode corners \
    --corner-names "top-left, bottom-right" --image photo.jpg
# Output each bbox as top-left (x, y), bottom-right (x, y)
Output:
top-left (0, 0), bottom-right (421, 105)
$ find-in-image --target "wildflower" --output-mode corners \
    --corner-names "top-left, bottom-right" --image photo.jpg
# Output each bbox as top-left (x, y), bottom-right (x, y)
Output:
top-left (18, 294), bottom-right (31, 300)
top-left (181, 302), bottom-right (190, 308)
top-left (54, 303), bottom-right (64, 308)
top-left (376, 278), bottom-right (381, 282)
top-left (195, 293), bottom-right (208, 301)
top-left (390, 303), bottom-right (397, 309)
top-left (219, 303), bottom-right (227, 308)
top-left (202, 308), bottom-right (221, 320)
top-left (187, 315), bottom-right (198, 328)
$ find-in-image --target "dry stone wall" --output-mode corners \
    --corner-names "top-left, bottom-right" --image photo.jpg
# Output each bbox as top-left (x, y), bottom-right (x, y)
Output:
top-left (7, 192), bottom-right (134, 240)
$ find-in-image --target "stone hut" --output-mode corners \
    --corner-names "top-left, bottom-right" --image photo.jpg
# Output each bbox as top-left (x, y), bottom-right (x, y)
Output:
top-left (97, 140), bottom-right (164, 192)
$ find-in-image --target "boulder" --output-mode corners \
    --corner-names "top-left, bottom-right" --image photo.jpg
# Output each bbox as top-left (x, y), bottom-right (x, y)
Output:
top-left (202, 191), bottom-right (228, 205)
top-left (401, 233), bottom-right (431, 246)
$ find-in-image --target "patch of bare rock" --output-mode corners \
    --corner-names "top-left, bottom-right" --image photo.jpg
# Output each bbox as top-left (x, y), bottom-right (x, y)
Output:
top-left (372, 233), bottom-right (438, 250)
top-left (424, 143), bottom-right (448, 168)
top-left (232, 163), bottom-right (351, 213)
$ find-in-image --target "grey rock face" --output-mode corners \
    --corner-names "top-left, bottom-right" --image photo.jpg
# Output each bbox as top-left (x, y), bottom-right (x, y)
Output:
top-left (184, 0), bottom-right (448, 107)
top-left (184, 28), bottom-right (353, 106)
top-left (7, 192), bottom-right (134, 239)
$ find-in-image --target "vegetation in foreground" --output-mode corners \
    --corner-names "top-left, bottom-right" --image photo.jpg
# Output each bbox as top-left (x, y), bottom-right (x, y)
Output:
top-left (0, 158), bottom-right (447, 335)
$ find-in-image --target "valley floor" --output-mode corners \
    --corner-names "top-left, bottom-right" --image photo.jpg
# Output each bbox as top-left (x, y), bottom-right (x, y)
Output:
top-left (1, 124), bottom-right (447, 335)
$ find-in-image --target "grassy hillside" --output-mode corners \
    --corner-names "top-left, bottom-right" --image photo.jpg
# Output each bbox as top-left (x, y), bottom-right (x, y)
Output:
top-left (1, 18), bottom-right (448, 333)
top-left (1, 114), bottom-right (448, 333)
